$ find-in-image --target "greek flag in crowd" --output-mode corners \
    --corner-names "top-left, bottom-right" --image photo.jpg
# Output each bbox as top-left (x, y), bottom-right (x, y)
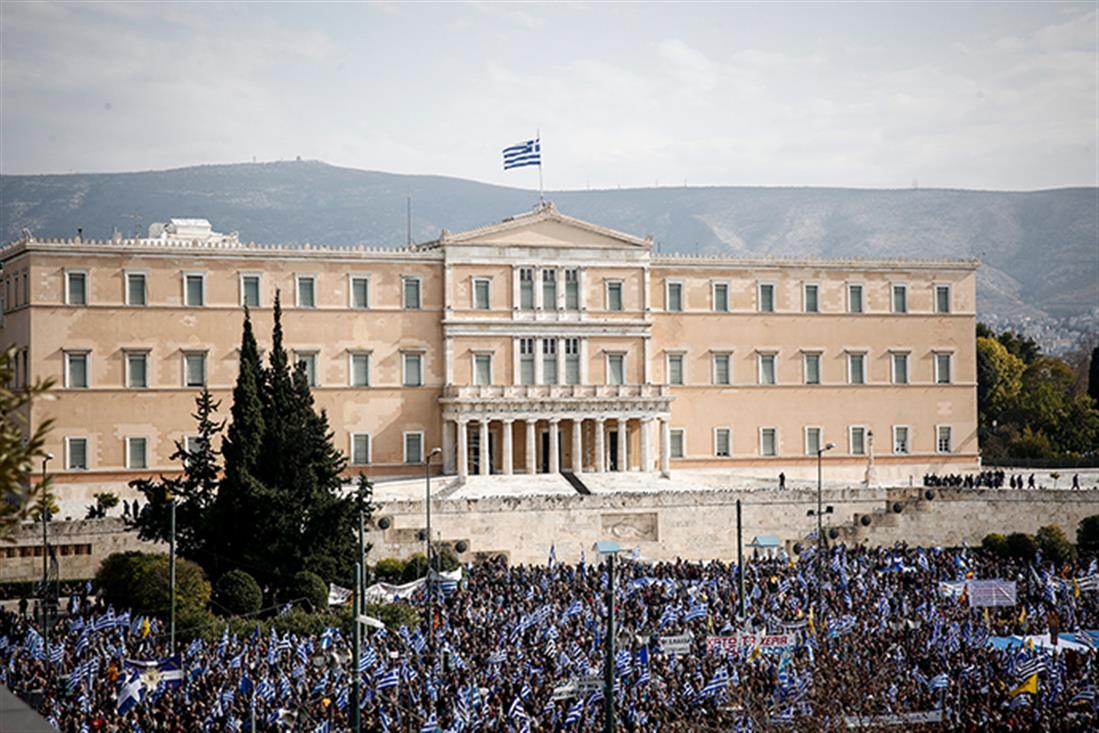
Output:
top-left (503, 139), bottom-right (541, 170)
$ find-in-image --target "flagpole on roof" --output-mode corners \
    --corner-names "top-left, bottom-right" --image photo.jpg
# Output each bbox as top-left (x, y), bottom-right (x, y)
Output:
top-left (537, 129), bottom-right (544, 208)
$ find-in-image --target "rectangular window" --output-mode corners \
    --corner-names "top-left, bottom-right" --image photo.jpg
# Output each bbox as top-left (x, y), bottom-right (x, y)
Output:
top-left (296, 276), bottom-right (316, 308)
top-left (935, 285), bottom-right (951, 314)
top-left (893, 426), bottom-right (910, 455)
top-left (935, 353), bottom-right (953, 384)
top-left (404, 432), bottom-right (424, 464)
top-left (713, 282), bottom-right (729, 313)
top-left (542, 339), bottom-right (558, 385)
top-left (667, 353), bottom-right (684, 386)
top-left (66, 271), bottom-right (87, 305)
top-left (474, 353), bottom-right (492, 386)
top-left (850, 426), bottom-right (866, 456)
top-left (848, 353), bottom-right (865, 385)
top-left (519, 338), bottom-right (535, 385)
top-left (184, 353), bottom-right (207, 387)
top-left (519, 268), bottom-right (534, 310)
top-left (606, 281), bottom-right (623, 312)
top-left (713, 353), bottom-right (731, 385)
top-left (804, 284), bottom-right (819, 313)
top-left (65, 351), bottom-right (89, 388)
top-left (758, 283), bottom-right (774, 313)
top-left (666, 282), bottom-right (683, 312)
top-left (937, 426), bottom-right (952, 453)
top-left (805, 427), bottom-right (822, 455)
top-left (403, 353), bottom-right (423, 387)
top-left (542, 269), bottom-right (557, 310)
top-left (892, 284), bottom-right (907, 314)
top-left (473, 278), bottom-right (490, 310)
top-left (760, 428), bottom-right (777, 457)
top-left (714, 428), bottom-right (731, 457)
top-left (758, 353), bottom-right (776, 385)
top-left (803, 353), bottom-right (821, 385)
top-left (184, 274), bottom-right (205, 307)
top-left (564, 338), bottom-right (580, 385)
top-left (351, 433), bottom-right (371, 465)
top-left (350, 277), bottom-right (369, 309)
top-left (295, 352), bottom-right (317, 387)
top-left (66, 437), bottom-right (88, 471)
top-left (848, 284), bottom-right (863, 314)
top-left (892, 352), bottom-right (909, 385)
top-left (126, 352), bottom-right (148, 389)
top-left (126, 273), bottom-right (147, 306)
top-left (241, 274), bottom-right (261, 308)
top-left (565, 270), bottom-right (580, 310)
top-left (607, 354), bottom-right (625, 385)
top-left (127, 437), bottom-right (148, 469)
top-left (403, 277), bottom-right (421, 310)
top-left (670, 429), bottom-right (685, 459)
top-left (350, 353), bottom-right (370, 387)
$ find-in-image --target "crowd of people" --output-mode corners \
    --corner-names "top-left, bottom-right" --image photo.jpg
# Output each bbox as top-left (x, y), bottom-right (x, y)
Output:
top-left (2, 542), bottom-right (1097, 732)
top-left (922, 471), bottom-right (1090, 490)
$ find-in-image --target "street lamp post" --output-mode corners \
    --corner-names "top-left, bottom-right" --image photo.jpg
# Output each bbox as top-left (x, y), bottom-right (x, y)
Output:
top-left (424, 446), bottom-right (442, 726)
top-left (814, 443), bottom-right (834, 617)
top-left (593, 540), bottom-right (623, 733)
top-left (169, 493), bottom-right (176, 655)
top-left (41, 452), bottom-right (53, 665)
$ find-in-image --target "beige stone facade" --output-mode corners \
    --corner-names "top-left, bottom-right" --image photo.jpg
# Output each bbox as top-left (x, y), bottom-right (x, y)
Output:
top-left (1, 204), bottom-right (979, 493)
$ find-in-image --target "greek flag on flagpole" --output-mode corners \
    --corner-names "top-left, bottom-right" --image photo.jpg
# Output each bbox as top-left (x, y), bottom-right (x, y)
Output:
top-left (503, 139), bottom-right (541, 170)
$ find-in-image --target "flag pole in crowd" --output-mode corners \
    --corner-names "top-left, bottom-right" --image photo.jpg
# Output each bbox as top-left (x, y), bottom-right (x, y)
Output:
top-left (352, 559), bottom-right (362, 733)
top-left (40, 452), bottom-right (53, 667)
top-left (737, 499), bottom-right (746, 621)
top-left (169, 492), bottom-right (177, 656)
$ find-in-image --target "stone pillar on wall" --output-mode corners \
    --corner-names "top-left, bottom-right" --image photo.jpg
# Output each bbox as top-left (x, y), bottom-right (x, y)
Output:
top-left (456, 419), bottom-right (469, 481)
top-left (526, 419), bottom-right (537, 474)
top-left (617, 418), bottom-right (628, 472)
top-left (660, 417), bottom-right (671, 478)
top-left (595, 418), bottom-right (606, 473)
top-left (639, 417), bottom-right (652, 473)
top-left (479, 420), bottom-right (490, 476)
top-left (442, 419), bottom-right (455, 475)
top-left (572, 418), bottom-right (583, 473)
top-left (548, 419), bottom-right (560, 474)
top-left (502, 419), bottom-right (514, 475)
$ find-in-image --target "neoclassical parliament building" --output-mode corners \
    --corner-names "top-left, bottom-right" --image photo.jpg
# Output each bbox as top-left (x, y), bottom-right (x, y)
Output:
top-left (2, 204), bottom-right (979, 491)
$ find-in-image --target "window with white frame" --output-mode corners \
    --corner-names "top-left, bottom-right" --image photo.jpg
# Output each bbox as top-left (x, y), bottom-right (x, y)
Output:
top-left (126, 351), bottom-right (149, 389)
top-left (758, 353), bottom-right (776, 385)
top-left (666, 281), bottom-right (683, 312)
top-left (803, 352), bottom-right (821, 385)
top-left (891, 352), bottom-right (909, 385)
top-left (936, 425), bottom-right (952, 453)
top-left (350, 276), bottom-right (369, 309)
top-left (713, 353), bottom-right (731, 385)
top-left (935, 284), bottom-right (951, 314)
top-left (402, 277), bottom-right (421, 310)
top-left (294, 351), bottom-right (318, 386)
top-left (714, 428), bottom-right (731, 457)
top-left (760, 428), bottom-right (777, 457)
top-left (241, 274), bottom-right (261, 308)
top-left (893, 426), bottom-right (910, 454)
top-left (667, 353), bottom-right (684, 386)
top-left (891, 284), bottom-right (907, 314)
top-left (542, 269), bottom-right (557, 309)
top-left (404, 432), bottom-right (424, 464)
top-left (65, 351), bottom-right (89, 388)
top-left (541, 339), bottom-right (558, 384)
top-left (606, 280), bottom-right (623, 311)
top-left (184, 273), bottom-right (205, 307)
top-left (350, 352), bottom-right (370, 387)
top-left (847, 283), bottom-right (864, 313)
top-left (403, 352), bottom-right (423, 387)
top-left (564, 338), bottom-right (580, 385)
top-left (127, 437), bottom-right (148, 469)
top-left (713, 282), bottom-right (729, 313)
top-left (296, 275), bottom-right (316, 308)
top-left (758, 283), bottom-right (775, 313)
top-left (805, 426), bottom-right (822, 455)
top-left (350, 433), bottom-right (371, 465)
top-left (473, 278), bottom-right (490, 310)
top-left (519, 268), bottom-right (534, 310)
top-left (66, 271), bottom-right (87, 305)
top-left (184, 352), bottom-right (207, 387)
top-left (670, 429), bottom-right (685, 458)
top-left (474, 353), bottom-right (492, 386)
top-left (803, 283), bottom-right (819, 313)
top-left (847, 352), bottom-right (866, 385)
top-left (849, 426), bottom-right (866, 455)
top-left (565, 270), bottom-right (580, 310)
top-left (935, 352), bottom-right (953, 384)
top-left (607, 353), bottom-right (625, 385)
top-left (126, 272), bottom-right (147, 306)
top-left (66, 437), bottom-right (88, 470)
top-left (519, 338), bottom-right (535, 385)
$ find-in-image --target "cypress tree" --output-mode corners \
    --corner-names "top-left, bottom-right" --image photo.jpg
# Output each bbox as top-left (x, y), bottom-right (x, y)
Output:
top-left (1088, 346), bottom-right (1099, 406)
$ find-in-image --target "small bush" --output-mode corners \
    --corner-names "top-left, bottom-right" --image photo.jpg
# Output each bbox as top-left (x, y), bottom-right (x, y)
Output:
top-left (362, 602), bottom-right (420, 630)
top-left (282, 570), bottom-right (328, 613)
top-left (1036, 525), bottom-right (1076, 565)
top-left (982, 533), bottom-right (1008, 557)
top-left (175, 606), bottom-right (218, 642)
top-left (401, 548), bottom-right (459, 583)
top-left (215, 570), bottom-right (263, 617)
top-left (94, 551), bottom-right (210, 618)
top-left (1005, 532), bottom-right (1038, 560)
top-left (1078, 515), bottom-right (1099, 555)
top-left (372, 558), bottom-right (406, 584)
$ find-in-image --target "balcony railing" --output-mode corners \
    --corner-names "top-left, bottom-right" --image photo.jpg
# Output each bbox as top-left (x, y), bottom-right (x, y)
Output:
top-left (442, 384), bottom-right (670, 401)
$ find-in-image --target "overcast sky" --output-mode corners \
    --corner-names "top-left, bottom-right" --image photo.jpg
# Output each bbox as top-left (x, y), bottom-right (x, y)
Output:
top-left (1, 1), bottom-right (1096, 190)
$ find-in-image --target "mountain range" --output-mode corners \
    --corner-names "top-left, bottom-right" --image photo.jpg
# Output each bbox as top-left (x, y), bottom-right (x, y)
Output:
top-left (1, 160), bottom-right (1096, 324)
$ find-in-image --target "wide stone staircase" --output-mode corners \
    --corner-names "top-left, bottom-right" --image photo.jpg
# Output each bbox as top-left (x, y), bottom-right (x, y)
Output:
top-left (805, 486), bottom-right (941, 548)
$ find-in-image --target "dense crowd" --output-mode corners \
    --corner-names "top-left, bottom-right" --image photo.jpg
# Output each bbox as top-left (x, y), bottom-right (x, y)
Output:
top-left (2, 543), bottom-right (1097, 732)
top-left (922, 472), bottom-right (1090, 490)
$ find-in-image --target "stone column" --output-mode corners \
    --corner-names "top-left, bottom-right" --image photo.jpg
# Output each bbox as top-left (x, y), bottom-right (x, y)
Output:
top-left (479, 419), bottom-right (490, 476)
top-left (548, 419), bottom-right (560, 474)
top-left (640, 417), bottom-right (652, 473)
top-left (660, 417), bottom-right (671, 478)
top-left (526, 419), bottom-right (537, 474)
top-left (572, 418), bottom-right (583, 473)
top-left (594, 418), bottom-right (606, 473)
top-left (456, 419), bottom-right (469, 481)
top-left (617, 417), bottom-right (628, 472)
top-left (502, 419), bottom-right (514, 475)
top-left (442, 418), bottom-right (455, 475)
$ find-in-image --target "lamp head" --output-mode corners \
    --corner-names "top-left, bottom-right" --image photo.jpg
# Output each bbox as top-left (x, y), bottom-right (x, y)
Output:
top-left (45, 452), bottom-right (55, 461)
top-left (825, 443), bottom-right (835, 451)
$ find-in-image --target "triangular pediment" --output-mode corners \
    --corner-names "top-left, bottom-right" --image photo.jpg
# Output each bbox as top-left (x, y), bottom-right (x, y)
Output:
top-left (442, 204), bottom-right (651, 250)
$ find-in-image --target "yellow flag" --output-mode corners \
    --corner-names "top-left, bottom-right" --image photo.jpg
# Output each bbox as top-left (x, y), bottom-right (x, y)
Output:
top-left (141, 617), bottom-right (150, 638)
top-left (749, 645), bottom-right (762, 662)
top-left (1018, 606), bottom-right (1027, 624)
top-left (1008, 674), bottom-right (1037, 698)
top-left (808, 608), bottom-right (816, 635)
top-left (1074, 579), bottom-right (1081, 598)
top-left (983, 608), bottom-right (990, 628)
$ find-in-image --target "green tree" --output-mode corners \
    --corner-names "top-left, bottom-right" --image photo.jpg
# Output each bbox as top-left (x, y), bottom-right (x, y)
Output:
top-left (1005, 532), bottom-right (1038, 560)
top-left (1077, 515), bottom-right (1099, 555)
top-left (1035, 525), bottom-right (1076, 566)
top-left (0, 346), bottom-right (55, 540)
top-left (998, 330), bottom-right (1040, 364)
top-left (976, 336), bottom-right (1024, 425)
top-left (1089, 347), bottom-right (1099, 405)
top-left (214, 569), bottom-right (263, 616)
top-left (85, 492), bottom-right (119, 519)
top-left (95, 551), bottom-right (211, 618)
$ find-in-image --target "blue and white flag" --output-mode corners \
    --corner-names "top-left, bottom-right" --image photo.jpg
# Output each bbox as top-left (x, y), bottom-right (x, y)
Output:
top-left (376, 668), bottom-right (400, 691)
top-left (503, 139), bottom-right (541, 170)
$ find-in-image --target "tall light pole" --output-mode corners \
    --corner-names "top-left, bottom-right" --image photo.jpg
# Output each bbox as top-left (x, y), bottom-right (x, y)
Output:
top-left (169, 491), bottom-right (176, 655)
top-left (351, 477), bottom-right (371, 733)
top-left (424, 446), bottom-right (442, 726)
top-left (593, 540), bottom-right (622, 733)
top-left (41, 452), bottom-right (53, 665)
top-left (815, 442), bottom-right (834, 618)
